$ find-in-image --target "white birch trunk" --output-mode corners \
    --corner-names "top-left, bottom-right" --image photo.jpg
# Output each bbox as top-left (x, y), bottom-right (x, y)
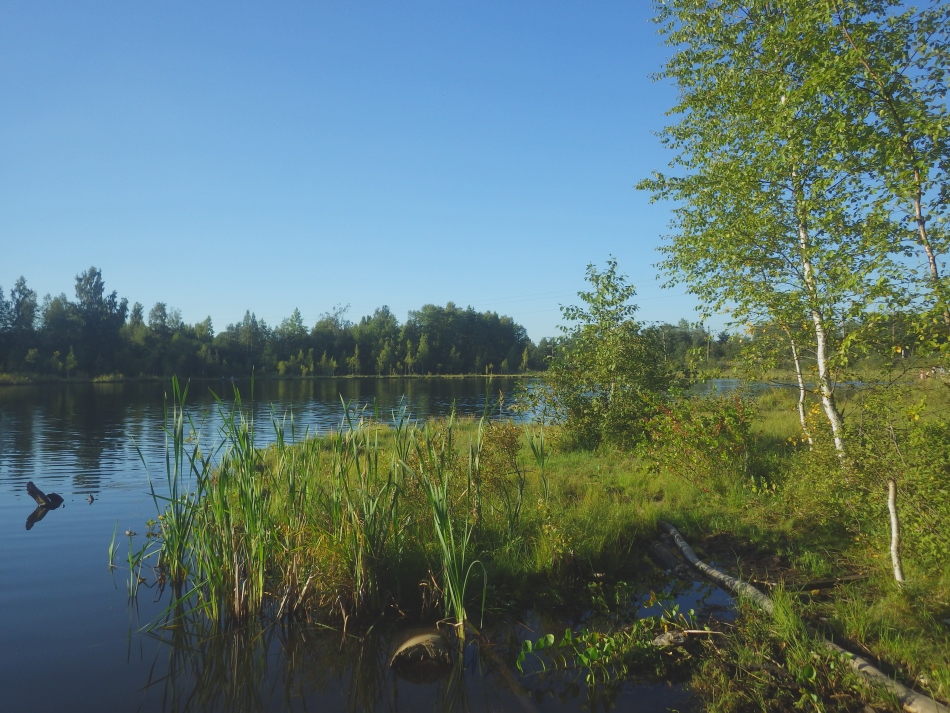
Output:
top-left (913, 182), bottom-right (950, 332)
top-left (798, 223), bottom-right (846, 456)
top-left (888, 478), bottom-right (905, 586)
top-left (785, 331), bottom-right (813, 447)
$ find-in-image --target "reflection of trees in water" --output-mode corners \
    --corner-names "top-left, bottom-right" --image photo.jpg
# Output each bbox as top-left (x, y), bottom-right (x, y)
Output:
top-left (141, 617), bottom-right (436, 713)
top-left (55, 385), bottom-right (129, 474)
top-left (0, 379), bottom-right (522, 496)
top-left (0, 388), bottom-right (41, 483)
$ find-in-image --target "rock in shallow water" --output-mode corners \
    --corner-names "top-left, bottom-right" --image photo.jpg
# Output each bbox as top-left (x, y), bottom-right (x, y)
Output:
top-left (389, 629), bottom-right (454, 684)
top-left (652, 631), bottom-right (688, 647)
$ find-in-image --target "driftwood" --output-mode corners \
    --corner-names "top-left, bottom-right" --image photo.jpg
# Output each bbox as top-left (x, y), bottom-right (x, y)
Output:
top-left (658, 521), bottom-right (774, 615)
top-left (27, 481), bottom-right (64, 509)
top-left (25, 481), bottom-right (64, 531)
top-left (658, 521), bottom-right (948, 713)
top-left (389, 629), bottom-right (453, 684)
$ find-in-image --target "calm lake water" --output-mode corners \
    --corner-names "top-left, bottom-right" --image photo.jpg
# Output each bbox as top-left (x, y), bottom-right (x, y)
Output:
top-left (0, 378), bottom-right (728, 712)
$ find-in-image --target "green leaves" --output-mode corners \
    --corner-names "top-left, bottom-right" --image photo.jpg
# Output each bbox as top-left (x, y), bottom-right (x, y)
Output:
top-left (543, 258), bottom-right (672, 450)
top-left (640, 0), bottom-right (950, 449)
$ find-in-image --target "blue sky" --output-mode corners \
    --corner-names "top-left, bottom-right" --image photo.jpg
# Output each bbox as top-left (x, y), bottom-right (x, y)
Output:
top-left (0, 1), bottom-right (711, 341)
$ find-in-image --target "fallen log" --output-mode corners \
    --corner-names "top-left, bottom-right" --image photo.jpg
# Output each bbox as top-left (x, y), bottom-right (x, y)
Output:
top-left (389, 628), bottom-right (453, 684)
top-left (649, 541), bottom-right (692, 576)
top-left (658, 521), bottom-right (773, 615)
top-left (657, 521), bottom-right (948, 713)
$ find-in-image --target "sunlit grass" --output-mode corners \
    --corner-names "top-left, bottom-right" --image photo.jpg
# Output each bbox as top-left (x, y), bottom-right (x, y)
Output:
top-left (134, 378), bottom-right (950, 709)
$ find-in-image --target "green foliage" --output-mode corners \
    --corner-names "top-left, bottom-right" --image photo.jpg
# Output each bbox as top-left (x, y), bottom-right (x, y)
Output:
top-left (637, 0), bottom-right (950, 451)
top-left (771, 383), bottom-right (950, 570)
top-left (543, 258), bottom-right (672, 450)
top-left (125, 377), bottom-right (950, 706)
top-left (0, 268), bottom-right (539, 378)
top-left (517, 595), bottom-right (700, 686)
top-left (64, 347), bottom-right (77, 378)
top-left (695, 591), bottom-right (876, 713)
top-left (408, 416), bottom-right (487, 637)
top-left (845, 386), bottom-right (950, 566)
top-left (642, 393), bottom-right (760, 494)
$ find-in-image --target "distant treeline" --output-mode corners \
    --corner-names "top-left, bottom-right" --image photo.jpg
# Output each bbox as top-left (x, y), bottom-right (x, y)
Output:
top-left (0, 266), bottom-right (738, 379)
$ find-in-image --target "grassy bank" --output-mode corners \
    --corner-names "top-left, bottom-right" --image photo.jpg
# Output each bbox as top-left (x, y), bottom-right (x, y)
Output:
top-left (137, 378), bottom-right (950, 709)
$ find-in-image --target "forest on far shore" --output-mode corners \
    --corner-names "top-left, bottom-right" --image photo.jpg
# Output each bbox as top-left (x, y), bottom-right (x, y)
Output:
top-left (0, 266), bottom-right (741, 380)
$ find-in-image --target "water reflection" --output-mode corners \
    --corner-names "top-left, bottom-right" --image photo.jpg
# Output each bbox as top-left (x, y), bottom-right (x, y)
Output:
top-left (133, 564), bottom-right (719, 712)
top-left (143, 617), bottom-right (484, 713)
top-left (0, 378), bottom-right (525, 499)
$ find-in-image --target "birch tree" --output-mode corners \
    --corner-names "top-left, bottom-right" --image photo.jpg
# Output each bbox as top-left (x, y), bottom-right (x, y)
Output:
top-left (825, 0), bottom-right (950, 331)
top-left (640, 0), bottom-right (905, 455)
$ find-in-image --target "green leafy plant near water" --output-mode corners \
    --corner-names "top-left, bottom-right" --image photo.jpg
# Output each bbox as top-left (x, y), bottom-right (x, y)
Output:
top-left (642, 391), bottom-right (760, 494)
top-left (407, 414), bottom-right (487, 638)
top-left (517, 595), bottom-right (703, 686)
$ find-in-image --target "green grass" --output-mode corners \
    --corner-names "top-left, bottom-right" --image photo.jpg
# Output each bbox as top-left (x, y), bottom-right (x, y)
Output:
top-left (136, 378), bottom-right (950, 709)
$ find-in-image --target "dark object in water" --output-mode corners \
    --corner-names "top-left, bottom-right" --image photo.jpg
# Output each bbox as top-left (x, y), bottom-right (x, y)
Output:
top-left (389, 629), bottom-right (454, 684)
top-left (87, 494), bottom-right (94, 505)
top-left (25, 481), bottom-right (64, 531)
top-left (27, 481), bottom-right (64, 509)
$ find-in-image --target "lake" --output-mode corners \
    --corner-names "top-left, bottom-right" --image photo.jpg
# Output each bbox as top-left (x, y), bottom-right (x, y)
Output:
top-left (0, 378), bottom-right (724, 712)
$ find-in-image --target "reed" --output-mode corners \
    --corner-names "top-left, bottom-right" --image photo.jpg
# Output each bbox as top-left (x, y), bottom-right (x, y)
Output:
top-left (138, 377), bottom-right (215, 609)
top-left (408, 414), bottom-right (487, 639)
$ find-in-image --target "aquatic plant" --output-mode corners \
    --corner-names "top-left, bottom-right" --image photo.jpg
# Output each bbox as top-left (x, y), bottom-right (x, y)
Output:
top-left (407, 414), bottom-right (487, 639)
top-left (516, 595), bottom-right (701, 686)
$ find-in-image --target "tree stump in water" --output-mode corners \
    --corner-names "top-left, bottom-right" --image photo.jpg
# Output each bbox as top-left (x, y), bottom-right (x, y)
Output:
top-left (25, 481), bottom-right (64, 530)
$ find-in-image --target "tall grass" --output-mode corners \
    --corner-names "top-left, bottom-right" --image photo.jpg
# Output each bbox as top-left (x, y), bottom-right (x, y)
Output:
top-left (140, 383), bottom-right (707, 632)
top-left (408, 413), bottom-right (487, 638)
top-left (142, 386), bottom-right (498, 631)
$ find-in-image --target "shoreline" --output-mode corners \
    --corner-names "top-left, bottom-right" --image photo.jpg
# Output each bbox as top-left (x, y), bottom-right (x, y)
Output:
top-left (0, 372), bottom-right (540, 387)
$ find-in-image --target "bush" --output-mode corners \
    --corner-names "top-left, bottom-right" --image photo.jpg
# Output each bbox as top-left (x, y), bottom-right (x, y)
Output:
top-left (641, 392), bottom-right (758, 494)
top-left (779, 385), bottom-right (950, 569)
top-left (541, 259), bottom-right (672, 450)
top-left (846, 387), bottom-right (950, 567)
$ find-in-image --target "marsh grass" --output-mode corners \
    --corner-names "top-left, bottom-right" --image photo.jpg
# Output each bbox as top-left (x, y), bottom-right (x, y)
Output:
top-left (694, 590), bottom-right (884, 712)
top-left (140, 383), bottom-right (724, 633)
top-left (133, 378), bottom-right (950, 709)
top-left (407, 415), bottom-right (486, 637)
top-left (690, 381), bottom-right (950, 707)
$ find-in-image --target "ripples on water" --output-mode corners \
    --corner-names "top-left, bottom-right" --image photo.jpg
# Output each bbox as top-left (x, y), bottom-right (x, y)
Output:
top-left (0, 378), bottom-right (524, 494)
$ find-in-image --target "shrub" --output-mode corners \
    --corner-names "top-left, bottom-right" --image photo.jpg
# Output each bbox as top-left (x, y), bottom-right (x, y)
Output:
top-left (641, 392), bottom-right (758, 494)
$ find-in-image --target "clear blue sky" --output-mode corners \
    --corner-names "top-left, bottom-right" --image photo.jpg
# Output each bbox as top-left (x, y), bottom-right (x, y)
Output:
top-left (0, 1), bottom-right (714, 341)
